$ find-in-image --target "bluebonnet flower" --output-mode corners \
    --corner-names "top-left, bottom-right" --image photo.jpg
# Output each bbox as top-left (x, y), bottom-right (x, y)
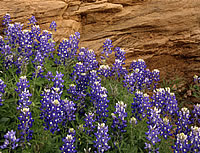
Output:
top-left (2, 13), bottom-right (11, 26)
top-left (31, 25), bottom-right (41, 39)
top-left (152, 69), bottom-right (160, 82)
top-left (18, 107), bottom-right (34, 142)
top-left (15, 76), bottom-right (30, 94)
top-left (68, 128), bottom-right (76, 136)
top-left (90, 80), bottom-right (109, 122)
top-left (63, 98), bottom-right (76, 121)
top-left (0, 78), bottom-right (6, 106)
top-left (15, 55), bottom-right (29, 74)
top-left (111, 101), bottom-right (127, 133)
top-left (32, 51), bottom-right (44, 66)
top-left (45, 71), bottom-right (54, 81)
top-left (28, 16), bottom-right (37, 25)
top-left (111, 59), bottom-right (128, 79)
top-left (67, 84), bottom-right (86, 106)
top-left (52, 71), bottom-right (64, 91)
top-left (124, 59), bottom-right (159, 93)
top-left (130, 117), bottom-right (137, 127)
top-left (57, 33), bottom-right (80, 64)
top-left (56, 38), bottom-right (71, 65)
top-left (159, 117), bottom-right (172, 140)
top-left (176, 107), bottom-right (191, 135)
top-left (69, 33), bottom-right (80, 57)
top-left (40, 87), bottom-right (64, 133)
top-left (151, 87), bottom-right (179, 117)
top-left (41, 72), bottom-right (76, 133)
top-left (145, 125), bottom-right (160, 153)
top-left (101, 38), bottom-right (113, 58)
top-left (129, 59), bottom-right (146, 71)
top-left (71, 62), bottom-right (90, 100)
top-left (6, 22), bottom-right (24, 47)
top-left (37, 30), bottom-right (55, 58)
top-left (94, 123), bottom-right (111, 153)
top-left (84, 112), bottom-right (96, 135)
top-left (17, 88), bottom-right (32, 110)
top-left (1, 45), bottom-right (14, 70)
top-left (189, 126), bottom-right (200, 152)
top-left (88, 70), bottom-right (101, 85)
top-left (15, 76), bottom-right (34, 143)
top-left (0, 130), bottom-right (19, 150)
top-left (60, 134), bottom-right (76, 153)
top-left (172, 132), bottom-right (190, 153)
top-left (192, 104), bottom-right (200, 125)
top-left (32, 65), bottom-right (44, 78)
top-left (114, 47), bottom-right (126, 62)
top-left (145, 107), bottom-right (163, 153)
top-left (0, 36), bottom-right (5, 51)
top-left (132, 91), bottom-right (151, 121)
top-left (98, 64), bottom-right (111, 78)
top-left (77, 48), bottom-right (98, 71)
top-left (193, 75), bottom-right (200, 83)
top-left (49, 21), bottom-right (57, 31)
top-left (32, 51), bottom-right (45, 78)
top-left (71, 62), bottom-right (86, 81)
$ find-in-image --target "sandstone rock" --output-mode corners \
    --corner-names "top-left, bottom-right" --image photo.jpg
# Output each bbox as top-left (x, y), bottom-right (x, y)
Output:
top-left (80, 0), bottom-right (200, 83)
top-left (108, 0), bottom-right (144, 5)
top-left (76, 2), bottom-right (123, 15)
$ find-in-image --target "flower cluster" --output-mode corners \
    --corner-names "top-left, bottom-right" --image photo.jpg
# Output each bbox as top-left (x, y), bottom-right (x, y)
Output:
top-left (2, 13), bottom-right (11, 27)
top-left (56, 32), bottom-right (80, 65)
top-left (41, 72), bottom-right (76, 133)
top-left (0, 78), bottom-right (6, 106)
top-left (123, 59), bottom-right (160, 93)
top-left (101, 38), bottom-right (113, 60)
top-left (192, 104), bottom-right (200, 125)
top-left (16, 76), bottom-right (34, 143)
top-left (111, 101), bottom-right (127, 133)
top-left (84, 112), bottom-right (96, 135)
top-left (151, 87), bottom-right (179, 117)
top-left (111, 59), bottom-right (128, 79)
top-left (18, 107), bottom-right (34, 142)
top-left (172, 132), bottom-right (190, 153)
top-left (94, 123), bottom-right (110, 153)
top-left (145, 107), bottom-right (162, 152)
top-left (98, 64), bottom-right (112, 78)
top-left (40, 88), bottom-right (64, 133)
top-left (114, 47), bottom-right (126, 62)
top-left (60, 133), bottom-right (76, 153)
top-left (63, 98), bottom-right (76, 121)
top-left (175, 107), bottom-right (191, 135)
top-left (90, 80), bottom-right (109, 122)
top-left (28, 16), bottom-right (37, 26)
top-left (15, 76), bottom-right (32, 109)
top-left (49, 21), bottom-right (57, 31)
top-left (77, 48), bottom-right (98, 71)
top-left (0, 130), bottom-right (19, 150)
top-left (132, 91), bottom-right (151, 121)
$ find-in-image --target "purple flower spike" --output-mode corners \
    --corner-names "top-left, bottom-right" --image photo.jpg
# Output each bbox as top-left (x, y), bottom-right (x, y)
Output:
top-left (3, 14), bottom-right (11, 26)
top-left (94, 123), bottom-right (111, 153)
top-left (28, 16), bottom-right (37, 25)
top-left (0, 130), bottom-right (19, 150)
top-left (49, 21), bottom-right (57, 31)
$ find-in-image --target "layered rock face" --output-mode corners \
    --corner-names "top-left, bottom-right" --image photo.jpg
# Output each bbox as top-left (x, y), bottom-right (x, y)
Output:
top-left (1, 0), bottom-right (200, 87)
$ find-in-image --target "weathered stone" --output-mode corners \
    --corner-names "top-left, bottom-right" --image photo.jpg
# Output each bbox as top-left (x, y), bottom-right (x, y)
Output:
top-left (76, 2), bottom-right (123, 14)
